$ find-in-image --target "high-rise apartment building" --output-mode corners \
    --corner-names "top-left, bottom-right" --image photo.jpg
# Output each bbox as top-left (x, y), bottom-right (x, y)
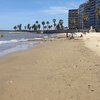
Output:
top-left (96, 0), bottom-right (100, 28)
top-left (78, 2), bottom-right (90, 29)
top-left (68, 9), bottom-right (78, 29)
top-left (89, 0), bottom-right (96, 28)
top-left (68, 0), bottom-right (100, 30)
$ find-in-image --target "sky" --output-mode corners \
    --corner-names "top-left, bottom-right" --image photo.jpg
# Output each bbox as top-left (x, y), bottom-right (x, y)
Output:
top-left (0, 0), bottom-right (85, 29)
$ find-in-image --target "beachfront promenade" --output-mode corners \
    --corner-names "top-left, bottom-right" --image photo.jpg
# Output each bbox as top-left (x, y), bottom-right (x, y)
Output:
top-left (0, 33), bottom-right (100, 100)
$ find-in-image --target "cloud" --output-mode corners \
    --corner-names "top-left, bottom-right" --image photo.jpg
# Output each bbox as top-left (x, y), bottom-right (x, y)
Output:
top-left (42, 6), bottom-right (68, 15)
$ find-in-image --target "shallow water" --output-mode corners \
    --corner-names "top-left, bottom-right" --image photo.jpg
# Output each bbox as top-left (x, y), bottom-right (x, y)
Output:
top-left (0, 32), bottom-right (53, 56)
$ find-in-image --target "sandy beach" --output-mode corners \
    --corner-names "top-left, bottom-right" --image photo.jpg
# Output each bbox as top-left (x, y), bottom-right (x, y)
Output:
top-left (83, 32), bottom-right (100, 56)
top-left (0, 34), bottom-right (100, 100)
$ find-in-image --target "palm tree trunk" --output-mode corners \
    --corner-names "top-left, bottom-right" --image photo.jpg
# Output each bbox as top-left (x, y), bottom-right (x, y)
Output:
top-left (43, 25), bottom-right (44, 31)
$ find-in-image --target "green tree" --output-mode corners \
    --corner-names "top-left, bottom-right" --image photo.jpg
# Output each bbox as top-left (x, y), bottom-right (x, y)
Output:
top-left (46, 21), bottom-right (50, 30)
top-left (27, 24), bottom-right (31, 30)
top-left (24, 26), bottom-right (27, 30)
top-left (32, 24), bottom-right (37, 31)
top-left (32, 24), bottom-right (35, 30)
top-left (95, 8), bottom-right (100, 27)
top-left (38, 24), bottom-right (41, 30)
top-left (20, 24), bottom-right (22, 30)
top-left (17, 25), bottom-right (20, 30)
top-left (82, 12), bottom-right (88, 29)
top-left (53, 19), bottom-right (56, 30)
top-left (36, 21), bottom-right (39, 24)
top-left (59, 19), bottom-right (64, 30)
top-left (17, 24), bottom-right (22, 30)
top-left (48, 25), bottom-right (52, 30)
top-left (34, 24), bottom-right (38, 31)
top-left (44, 26), bottom-right (47, 30)
top-left (48, 25), bottom-right (51, 30)
top-left (35, 21), bottom-right (40, 31)
top-left (57, 24), bottom-right (60, 30)
top-left (13, 26), bottom-right (17, 30)
top-left (42, 21), bottom-right (45, 31)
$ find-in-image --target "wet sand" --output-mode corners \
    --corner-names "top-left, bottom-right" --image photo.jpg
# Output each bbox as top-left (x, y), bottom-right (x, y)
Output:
top-left (0, 37), bottom-right (100, 100)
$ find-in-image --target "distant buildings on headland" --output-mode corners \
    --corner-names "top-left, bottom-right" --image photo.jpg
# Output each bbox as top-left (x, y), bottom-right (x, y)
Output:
top-left (68, 0), bottom-right (100, 30)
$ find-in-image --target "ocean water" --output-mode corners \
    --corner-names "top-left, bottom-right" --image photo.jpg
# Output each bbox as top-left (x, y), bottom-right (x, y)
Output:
top-left (0, 32), bottom-right (54, 57)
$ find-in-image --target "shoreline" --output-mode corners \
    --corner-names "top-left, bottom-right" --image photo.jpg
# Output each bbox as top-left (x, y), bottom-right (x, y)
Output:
top-left (0, 32), bottom-right (58, 57)
top-left (0, 32), bottom-right (100, 58)
top-left (0, 33), bottom-right (66, 57)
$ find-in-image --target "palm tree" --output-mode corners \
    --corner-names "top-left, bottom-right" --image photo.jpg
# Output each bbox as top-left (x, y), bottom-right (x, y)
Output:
top-left (38, 24), bottom-right (41, 31)
top-left (42, 21), bottom-right (45, 31)
top-left (34, 24), bottom-right (38, 31)
top-left (44, 26), bottom-right (47, 30)
top-left (82, 12), bottom-right (88, 29)
top-left (59, 19), bottom-right (64, 30)
top-left (48, 25), bottom-right (52, 30)
top-left (50, 25), bottom-right (53, 30)
top-left (24, 26), bottom-right (27, 30)
top-left (20, 24), bottom-right (22, 30)
top-left (17, 25), bottom-right (20, 30)
top-left (46, 21), bottom-right (50, 30)
top-left (57, 24), bottom-right (60, 30)
top-left (95, 8), bottom-right (100, 27)
top-left (36, 21), bottom-right (39, 24)
top-left (29, 26), bottom-right (32, 30)
top-left (17, 24), bottom-right (22, 30)
top-left (48, 25), bottom-right (51, 30)
top-left (53, 19), bottom-right (56, 30)
top-left (32, 24), bottom-right (37, 31)
top-left (27, 24), bottom-right (31, 30)
top-left (13, 26), bottom-right (17, 30)
top-left (32, 24), bottom-right (35, 30)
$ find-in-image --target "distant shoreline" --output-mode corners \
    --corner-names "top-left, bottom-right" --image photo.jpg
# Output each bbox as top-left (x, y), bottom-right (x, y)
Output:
top-left (0, 30), bottom-right (36, 33)
top-left (0, 30), bottom-right (67, 34)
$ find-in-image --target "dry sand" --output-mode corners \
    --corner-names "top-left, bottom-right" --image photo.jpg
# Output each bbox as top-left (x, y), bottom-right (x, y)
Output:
top-left (83, 32), bottom-right (100, 56)
top-left (0, 36), bottom-right (100, 100)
